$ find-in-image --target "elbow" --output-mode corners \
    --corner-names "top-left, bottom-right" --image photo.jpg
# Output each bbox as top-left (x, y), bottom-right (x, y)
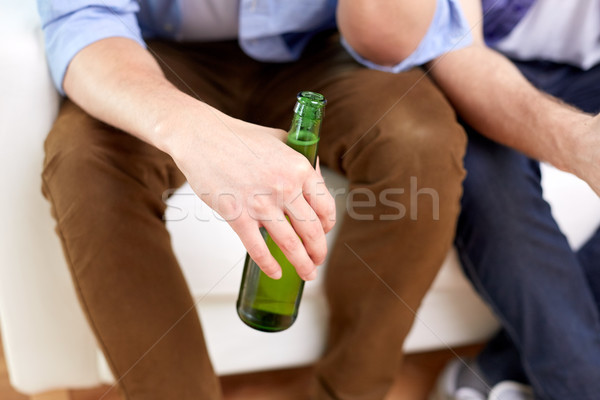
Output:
top-left (344, 30), bottom-right (410, 67)
top-left (337, 0), bottom-right (434, 66)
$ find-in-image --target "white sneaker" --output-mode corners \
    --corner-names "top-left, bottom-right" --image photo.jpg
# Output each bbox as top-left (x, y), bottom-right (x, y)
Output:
top-left (430, 359), bottom-right (487, 400)
top-left (456, 388), bottom-right (486, 400)
top-left (488, 381), bottom-right (534, 400)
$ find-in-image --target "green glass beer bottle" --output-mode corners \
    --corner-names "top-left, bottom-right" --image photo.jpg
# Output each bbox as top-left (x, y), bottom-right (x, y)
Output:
top-left (237, 91), bottom-right (327, 332)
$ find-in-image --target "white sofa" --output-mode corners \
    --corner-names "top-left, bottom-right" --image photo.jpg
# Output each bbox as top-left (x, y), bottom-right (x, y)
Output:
top-left (2, 1), bottom-right (600, 396)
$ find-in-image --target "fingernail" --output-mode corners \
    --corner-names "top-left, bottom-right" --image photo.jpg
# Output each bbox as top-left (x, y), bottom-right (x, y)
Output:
top-left (316, 157), bottom-right (322, 175)
top-left (270, 270), bottom-right (282, 280)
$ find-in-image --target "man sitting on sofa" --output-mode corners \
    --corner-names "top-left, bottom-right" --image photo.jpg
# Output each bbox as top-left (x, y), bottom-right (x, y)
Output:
top-left (339, 0), bottom-right (600, 399)
top-left (38, 1), bottom-right (470, 399)
top-left (38, 0), bottom-right (600, 398)
top-left (445, 1), bottom-right (600, 399)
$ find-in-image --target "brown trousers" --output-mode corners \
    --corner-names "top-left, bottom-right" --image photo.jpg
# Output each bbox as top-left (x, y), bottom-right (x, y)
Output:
top-left (42, 33), bottom-right (466, 400)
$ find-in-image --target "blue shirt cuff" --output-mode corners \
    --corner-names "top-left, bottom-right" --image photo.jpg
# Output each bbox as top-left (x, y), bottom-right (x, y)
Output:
top-left (39, 2), bottom-right (146, 95)
top-left (341, 0), bottom-right (472, 73)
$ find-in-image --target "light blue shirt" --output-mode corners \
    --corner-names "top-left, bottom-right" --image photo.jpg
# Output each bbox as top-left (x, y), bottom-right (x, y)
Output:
top-left (36, 0), bottom-right (472, 95)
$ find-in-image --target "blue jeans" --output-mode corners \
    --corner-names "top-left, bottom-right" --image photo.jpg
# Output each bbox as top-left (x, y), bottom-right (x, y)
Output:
top-left (456, 60), bottom-right (600, 400)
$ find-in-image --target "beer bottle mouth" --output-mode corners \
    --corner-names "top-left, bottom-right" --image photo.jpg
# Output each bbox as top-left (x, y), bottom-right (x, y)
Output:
top-left (297, 91), bottom-right (327, 106)
top-left (294, 91), bottom-right (326, 118)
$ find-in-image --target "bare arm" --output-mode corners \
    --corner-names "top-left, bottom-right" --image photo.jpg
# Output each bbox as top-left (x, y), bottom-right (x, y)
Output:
top-left (339, 0), bottom-right (600, 194)
top-left (428, 0), bottom-right (594, 177)
top-left (64, 38), bottom-right (336, 280)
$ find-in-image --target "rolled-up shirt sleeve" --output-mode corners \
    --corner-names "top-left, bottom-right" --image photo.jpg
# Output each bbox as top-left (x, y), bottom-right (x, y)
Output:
top-left (37, 0), bottom-right (146, 94)
top-left (342, 0), bottom-right (472, 73)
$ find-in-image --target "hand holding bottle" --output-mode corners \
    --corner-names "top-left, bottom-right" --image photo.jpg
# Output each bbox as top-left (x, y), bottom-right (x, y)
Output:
top-left (169, 104), bottom-right (336, 281)
top-left (237, 91), bottom-right (329, 332)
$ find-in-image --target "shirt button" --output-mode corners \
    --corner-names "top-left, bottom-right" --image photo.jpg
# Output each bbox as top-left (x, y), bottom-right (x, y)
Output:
top-left (164, 23), bottom-right (173, 32)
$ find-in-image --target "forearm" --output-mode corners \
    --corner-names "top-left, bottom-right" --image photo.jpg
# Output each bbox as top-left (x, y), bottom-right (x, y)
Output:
top-left (429, 45), bottom-right (592, 172)
top-left (63, 37), bottom-right (211, 155)
top-left (62, 37), bottom-right (335, 278)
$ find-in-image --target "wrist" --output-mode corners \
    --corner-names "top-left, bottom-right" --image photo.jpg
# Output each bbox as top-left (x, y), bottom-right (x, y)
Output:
top-left (557, 114), bottom-right (595, 175)
top-left (549, 112), bottom-right (593, 174)
top-left (148, 92), bottom-right (205, 158)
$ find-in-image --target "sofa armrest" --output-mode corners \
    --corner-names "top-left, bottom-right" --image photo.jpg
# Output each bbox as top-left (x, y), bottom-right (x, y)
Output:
top-left (0, 1), bottom-right (105, 394)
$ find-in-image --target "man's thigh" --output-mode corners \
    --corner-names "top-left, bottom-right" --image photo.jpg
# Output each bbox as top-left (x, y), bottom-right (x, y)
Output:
top-left (248, 32), bottom-right (466, 176)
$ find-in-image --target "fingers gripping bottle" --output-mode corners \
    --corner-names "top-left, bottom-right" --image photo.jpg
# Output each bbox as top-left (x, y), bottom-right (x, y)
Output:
top-left (237, 91), bottom-right (327, 332)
